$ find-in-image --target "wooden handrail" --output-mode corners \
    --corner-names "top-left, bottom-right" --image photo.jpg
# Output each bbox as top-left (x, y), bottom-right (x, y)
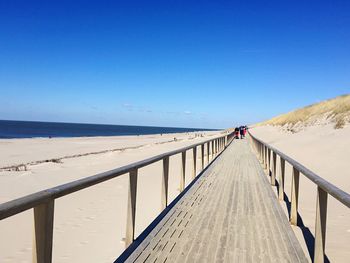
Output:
top-left (0, 131), bottom-right (235, 263)
top-left (249, 132), bottom-right (350, 208)
top-left (248, 130), bottom-right (350, 263)
top-left (0, 133), bottom-right (233, 220)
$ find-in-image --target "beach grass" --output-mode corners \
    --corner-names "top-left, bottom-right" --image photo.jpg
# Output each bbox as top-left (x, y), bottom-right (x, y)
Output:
top-left (257, 94), bottom-right (350, 128)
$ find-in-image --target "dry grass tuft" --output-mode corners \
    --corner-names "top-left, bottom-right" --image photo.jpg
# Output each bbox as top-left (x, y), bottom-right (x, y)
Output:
top-left (334, 117), bottom-right (346, 129)
top-left (257, 94), bottom-right (350, 129)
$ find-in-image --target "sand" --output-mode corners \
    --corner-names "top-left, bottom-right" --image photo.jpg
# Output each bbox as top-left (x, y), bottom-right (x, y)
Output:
top-left (0, 131), bottom-right (222, 263)
top-left (250, 124), bottom-right (350, 263)
top-left (1, 124), bottom-right (349, 262)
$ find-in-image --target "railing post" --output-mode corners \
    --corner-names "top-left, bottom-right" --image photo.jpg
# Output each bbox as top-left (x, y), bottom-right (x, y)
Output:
top-left (125, 169), bottom-right (138, 247)
top-left (201, 144), bottom-right (205, 170)
top-left (33, 200), bottom-right (54, 263)
top-left (271, 152), bottom-right (276, 185)
top-left (161, 157), bottom-right (169, 210)
top-left (290, 167), bottom-right (300, 225)
top-left (211, 140), bottom-right (214, 159)
top-left (262, 144), bottom-right (265, 164)
top-left (267, 148), bottom-right (271, 175)
top-left (255, 140), bottom-right (258, 156)
top-left (279, 157), bottom-right (285, 201)
top-left (207, 142), bottom-right (209, 164)
top-left (260, 143), bottom-right (263, 163)
top-left (264, 146), bottom-right (268, 169)
top-left (192, 147), bottom-right (197, 179)
top-left (314, 186), bottom-right (328, 263)
top-left (180, 151), bottom-right (186, 191)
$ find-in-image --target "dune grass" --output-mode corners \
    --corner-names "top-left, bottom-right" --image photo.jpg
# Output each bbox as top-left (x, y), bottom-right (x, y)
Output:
top-left (258, 94), bottom-right (350, 129)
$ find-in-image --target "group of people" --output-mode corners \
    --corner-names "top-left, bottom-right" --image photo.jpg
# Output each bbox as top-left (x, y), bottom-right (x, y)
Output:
top-left (234, 126), bottom-right (248, 139)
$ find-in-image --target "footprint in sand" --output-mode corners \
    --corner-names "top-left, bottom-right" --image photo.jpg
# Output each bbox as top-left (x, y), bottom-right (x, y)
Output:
top-left (84, 216), bottom-right (95, 221)
top-left (19, 247), bottom-right (31, 253)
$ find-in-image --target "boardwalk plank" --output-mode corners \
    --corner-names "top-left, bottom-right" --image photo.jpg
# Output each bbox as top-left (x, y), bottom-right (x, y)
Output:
top-left (123, 140), bottom-right (308, 263)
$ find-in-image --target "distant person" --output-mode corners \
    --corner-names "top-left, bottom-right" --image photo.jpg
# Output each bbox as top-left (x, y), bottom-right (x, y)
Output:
top-left (239, 126), bottom-right (244, 139)
top-left (234, 127), bottom-right (239, 139)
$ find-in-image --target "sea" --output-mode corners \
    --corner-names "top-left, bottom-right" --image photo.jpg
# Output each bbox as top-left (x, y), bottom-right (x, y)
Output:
top-left (0, 120), bottom-right (215, 139)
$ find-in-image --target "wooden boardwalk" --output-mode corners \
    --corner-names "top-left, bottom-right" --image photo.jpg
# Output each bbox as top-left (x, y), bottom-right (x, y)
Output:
top-left (123, 139), bottom-right (308, 263)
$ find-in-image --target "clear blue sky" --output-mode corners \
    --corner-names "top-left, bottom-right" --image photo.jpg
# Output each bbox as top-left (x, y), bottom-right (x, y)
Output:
top-left (0, 0), bottom-right (349, 129)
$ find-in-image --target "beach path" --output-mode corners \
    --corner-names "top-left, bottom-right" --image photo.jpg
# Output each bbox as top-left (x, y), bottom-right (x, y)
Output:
top-left (119, 139), bottom-right (308, 263)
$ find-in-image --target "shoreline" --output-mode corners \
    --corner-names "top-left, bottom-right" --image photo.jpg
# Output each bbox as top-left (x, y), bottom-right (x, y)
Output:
top-left (0, 119), bottom-right (218, 140)
top-left (0, 130), bottom-right (215, 140)
top-left (0, 130), bottom-right (221, 169)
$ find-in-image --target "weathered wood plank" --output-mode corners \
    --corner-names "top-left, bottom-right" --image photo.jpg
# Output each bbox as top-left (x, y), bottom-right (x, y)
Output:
top-left (211, 140), bottom-right (214, 159)
top-left (290, 167), bottom-right (300, 226)
top-left (123, 140), bottom-right (308, 263)
top-left (278, 157), bottom-right (286, 201)
top-left (192, 147), bottom-right (197, 179)
top-left (201, 144), bottom-right (205, 170)
top-left (314, 186), bottom-right (328, 263)
top-left (161, 157), bottom-right (169, 210)
top-left (272, 152), bottom-right (277, 186)
top-left (33, 200), bottom-right (54, 263)
top-left (125, 169), bottom-right (138, 247)
top-left (279, 157), bottom-right (285, 201)
top-left (207, 142), bottom-right (210, 164)
top-left (180, 151), bottom-right (186, 191)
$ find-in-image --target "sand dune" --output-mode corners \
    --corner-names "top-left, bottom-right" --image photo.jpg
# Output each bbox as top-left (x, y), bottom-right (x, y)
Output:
top-left (256, 94), bottom-right (350, 129)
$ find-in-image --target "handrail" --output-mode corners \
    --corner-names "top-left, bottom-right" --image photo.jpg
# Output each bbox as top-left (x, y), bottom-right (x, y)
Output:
top-left (248, 130), bottom-right (350, 263)
top-left (0, 131), bottom-right (235, 263)
top-left (249, 132), bottom-right (350, 208)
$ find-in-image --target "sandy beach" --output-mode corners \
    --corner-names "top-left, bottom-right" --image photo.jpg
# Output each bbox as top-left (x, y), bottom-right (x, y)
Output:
top-left (1, 124), bottom-right (349, 262)
top-left (0, 131), bottom-right (222, 263)
top-left (250, 124), bottom-right (350, 262)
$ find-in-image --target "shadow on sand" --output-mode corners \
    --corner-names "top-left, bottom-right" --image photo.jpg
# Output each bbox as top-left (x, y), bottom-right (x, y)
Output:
top-left (270, 176), bottom-right (331, 263)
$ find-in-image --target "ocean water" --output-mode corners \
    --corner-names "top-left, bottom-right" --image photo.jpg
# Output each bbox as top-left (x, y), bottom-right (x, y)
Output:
top-left (0, 120), bottom-right (215, 139)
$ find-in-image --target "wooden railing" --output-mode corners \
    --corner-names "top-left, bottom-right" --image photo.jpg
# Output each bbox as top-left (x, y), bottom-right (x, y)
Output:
top-left (0, 131), bottom-right (235, 263)
top-left (249, 131), bottom-right (350, 263)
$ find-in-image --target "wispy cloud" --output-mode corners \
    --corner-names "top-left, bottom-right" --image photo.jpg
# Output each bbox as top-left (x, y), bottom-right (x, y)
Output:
top-left (241, 48), bottom-right (265, 53)
top-left (90, 105), bottom-right (99, 111)
top-left (121, 103), bottom-right (133, 111)
top-left (122, 103), bottom-right (153, 113)
top-left (184, 111), bottom-right (192, 115)
top-left (82, 102), bottom-right (99, 111)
